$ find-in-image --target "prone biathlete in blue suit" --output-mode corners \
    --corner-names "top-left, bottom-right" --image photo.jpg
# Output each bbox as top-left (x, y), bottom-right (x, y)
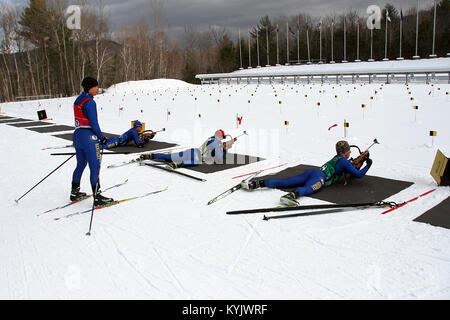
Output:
top-left (139, 129), bottom-right (236, 168)
top-left (241, 141), bottom-right (373, 206)
top-left (70, 77), bottom-right (114, 206)
top-left (103, 121), bottom-right (156, 149)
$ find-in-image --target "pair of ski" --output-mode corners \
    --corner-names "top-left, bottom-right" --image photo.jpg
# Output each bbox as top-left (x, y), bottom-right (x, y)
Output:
top-left (206, 163), bottom-right (288, 205)
top-left (107, 145), bottom-right (188, 169)
top-left (54, 187), bottom-right (168, 221)
top-left (227, 201), bottom-right (399, 220)
top-left (225, 188), bottom-right (436, 220)
top-left (141, 161), bottom-right (207, 182)
top-left (38, 179), bottom-right (167, 220)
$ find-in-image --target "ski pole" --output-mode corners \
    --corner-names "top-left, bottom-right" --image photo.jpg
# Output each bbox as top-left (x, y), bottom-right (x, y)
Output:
top-left (86, 144), bottom-right (105, 236)
top-left (51, 151), bottom-right (131, 156)
top-left (15, 155), bottom-right (75, 203)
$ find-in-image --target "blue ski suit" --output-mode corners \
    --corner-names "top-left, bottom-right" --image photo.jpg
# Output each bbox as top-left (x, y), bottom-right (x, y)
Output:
top-left (104, 128), bottom-right (151, 149)
top-left (152, 136), bottom-right (226, 167)
top-left (72, 92), bottom-right (105, 189)
top-left (264, 156), bottom-right (370, 197)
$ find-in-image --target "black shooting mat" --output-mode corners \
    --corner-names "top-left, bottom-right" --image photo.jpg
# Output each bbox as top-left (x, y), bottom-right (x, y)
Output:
top-left (8, 121), bottom-right (55, 127)
top-left (414, 196), bottom-right (450, 230)
top-left (52, 132), bottom-right (177, 152)
top-left (257, 164), bottom-right (414, 204)
top-left (27, 125), bottom-right (75, 133)
top-left (110, 141), bottom-right (177, 153)
top-left (185, 153), bottom-right (264, 174)
top-left (53, 132), bottom-right (118, 141)
top-left (0, 118), bottom-right (33, 124)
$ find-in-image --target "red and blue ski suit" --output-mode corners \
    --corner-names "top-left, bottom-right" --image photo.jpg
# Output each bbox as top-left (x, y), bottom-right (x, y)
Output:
top-left (72, 92), bottom-right (106, 189)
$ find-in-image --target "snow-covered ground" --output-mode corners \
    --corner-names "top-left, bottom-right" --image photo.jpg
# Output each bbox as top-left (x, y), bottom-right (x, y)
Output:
top-left (1, 64), bottom-right (450, 299)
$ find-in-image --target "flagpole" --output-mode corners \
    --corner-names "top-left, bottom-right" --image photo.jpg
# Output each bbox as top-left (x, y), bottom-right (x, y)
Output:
top-left (286, 22), bottom-right (289, 65)
top-left (306, 23), bottom-right (311, 64)
top-left (266, 26), bottom-right (270, 66)
top-left (238, 29), bottom-right (243, 69)
top-left (256, 28), bottom-right (261, 67)
top-left (342, 17), bottom-right (348, 63)
top-left (369, 28), bottom-right (374, 62)
top-left (413, 0), bottom-right (420, 59)
top-left (297, 17), bottom-right (300, 64)
top-left (383, 8), bottom-right (389, 61)
top-left (430, 0), bottom-right (437, 58)
top-left (276, 25), bottom-right (280, 65)
top-left (397, 9), bottom-right (404, 60)
top-left (331, 20), bottom-right (335, 63)
top-left (355, 20), bottom-right (361, 62)
top-left (318, 21), bottom-right (322, 64)
top-left (248, 30), bottom-right (252, 69)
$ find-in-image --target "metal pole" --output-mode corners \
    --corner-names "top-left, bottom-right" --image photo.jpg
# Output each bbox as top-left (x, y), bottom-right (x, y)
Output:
top-left (384, 10), bottom-right (388, 60)
top-left (286, 22), bottom-right (289, 65)
top-left (430, 0), bottom-right (437, 57)
top-left (400, 18), bottom-right (402, 58)
top-left (356, 21), bottom-right (360, 61)
top-left (414, 0), bottom-right (420, 58)
top-left (343, 18), bottom-right (347, 62)
top-left (276, 25), bottom-right (280, 65)
top-left (319, 22), bottom-right (322, 63)
top-left (306, 25), bottom-right (311, 63)
top-left (238, 29), bottom-right (243, 69)
top-left (256, 28), bottom-right (260, 67)
top-left (248, 31), bottom-right (252, 68)
top-left (297, 17), bottom-right (300, 63)
top-left (86, 146), bottom-right (105, 236)
top-left (331, 21), bottom-right (334, 62)
top-left (266, 26), bottom-right (270, 66)
top-left (15, 155), bottom-right (75, 203)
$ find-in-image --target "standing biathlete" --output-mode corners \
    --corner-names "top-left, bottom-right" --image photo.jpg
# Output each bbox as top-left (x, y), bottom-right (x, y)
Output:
top-left (70, 77), bottom-right (114, 206)
top-left (242, 141), bottom-right (373, 206)
top-left (139, 129), bottom-right (236, 168)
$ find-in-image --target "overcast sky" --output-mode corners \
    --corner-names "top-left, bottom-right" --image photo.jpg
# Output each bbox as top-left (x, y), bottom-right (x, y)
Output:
top-left (7, 0), bottom-right (422, 39)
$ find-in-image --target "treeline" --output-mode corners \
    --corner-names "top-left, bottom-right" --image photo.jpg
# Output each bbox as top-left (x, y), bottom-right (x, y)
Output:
top-left (0, 0), bottom-right (448, 102)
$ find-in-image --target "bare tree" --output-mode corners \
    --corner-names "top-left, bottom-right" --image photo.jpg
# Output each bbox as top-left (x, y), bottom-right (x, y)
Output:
top-left (0, 1), bottom-right (17, 100)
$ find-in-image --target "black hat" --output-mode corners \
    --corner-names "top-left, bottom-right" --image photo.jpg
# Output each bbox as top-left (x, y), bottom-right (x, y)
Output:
top-left (81, 77), bottom-right (99, 92)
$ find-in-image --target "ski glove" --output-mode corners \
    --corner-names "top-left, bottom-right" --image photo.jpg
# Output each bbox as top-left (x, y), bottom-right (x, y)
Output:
top-left (365, 158), bottom-right (373, 168)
